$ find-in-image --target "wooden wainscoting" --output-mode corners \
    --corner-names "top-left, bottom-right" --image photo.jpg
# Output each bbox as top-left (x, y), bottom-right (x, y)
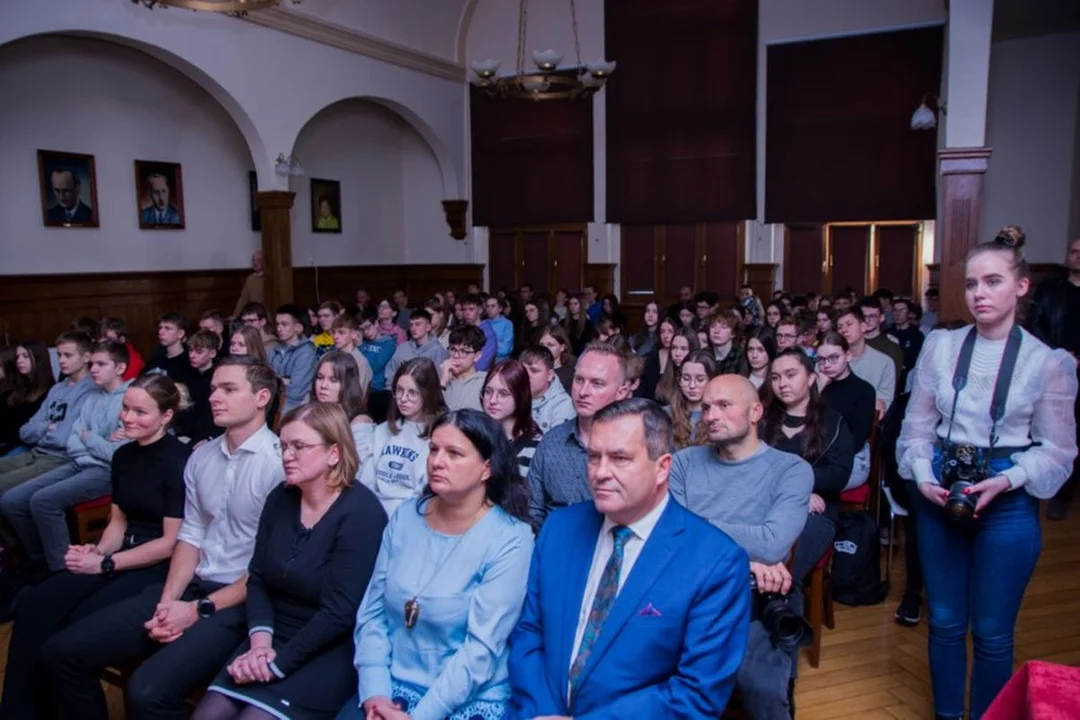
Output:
top-left (0, 269), bottom-right (249, 357)
top-left (0, 264), bottom-right (485, 359)
top-left (585, 264), bottom-right (616, 299)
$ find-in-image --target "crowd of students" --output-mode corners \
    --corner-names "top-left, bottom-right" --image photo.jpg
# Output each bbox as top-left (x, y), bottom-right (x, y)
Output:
top-left (0, 229), bottom-right (1075, 720)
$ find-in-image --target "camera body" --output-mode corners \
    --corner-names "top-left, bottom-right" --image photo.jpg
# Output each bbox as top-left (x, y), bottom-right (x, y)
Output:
top-left (749, 576), bottom-right (812, 650)
top-left (941, 445), bottom-right (988, 521)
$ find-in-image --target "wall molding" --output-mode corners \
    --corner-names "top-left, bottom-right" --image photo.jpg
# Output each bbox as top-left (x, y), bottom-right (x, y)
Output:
top-left (243, 8), bottom-right (466, 82)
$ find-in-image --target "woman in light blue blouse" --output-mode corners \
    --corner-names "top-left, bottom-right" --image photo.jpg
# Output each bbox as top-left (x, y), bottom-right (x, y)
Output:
top-left (336, 409), bottom-right (535, 720)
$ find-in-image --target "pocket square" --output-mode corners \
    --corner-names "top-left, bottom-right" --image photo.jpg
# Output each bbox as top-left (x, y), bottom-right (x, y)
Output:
top-left (638, 603), bottom-right (662, 617)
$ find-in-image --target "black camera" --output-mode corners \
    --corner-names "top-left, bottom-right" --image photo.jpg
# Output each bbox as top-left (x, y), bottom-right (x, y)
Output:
top-left (749, 576), bottom-right (812, 650)
top-left (942, 445), bottom-right (987, 521)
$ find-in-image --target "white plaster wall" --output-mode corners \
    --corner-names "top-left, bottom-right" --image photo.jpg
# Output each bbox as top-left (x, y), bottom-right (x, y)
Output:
top-left (2, 0), bottom-right (465, 199)
top-left (981, 32), bottom-right (1080, 263)
top-left (402, 130), bottom-right (470, 263)
top-left (0, 36), bottom-right (258, 274)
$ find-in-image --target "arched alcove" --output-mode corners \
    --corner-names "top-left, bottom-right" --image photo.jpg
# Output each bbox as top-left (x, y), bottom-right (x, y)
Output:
top-left (0, 34), bottom-right (261, 273)
top-left (291, 98), bottom-right (468, 267)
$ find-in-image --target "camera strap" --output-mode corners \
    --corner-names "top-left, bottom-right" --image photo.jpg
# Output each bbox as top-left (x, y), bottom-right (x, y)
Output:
top-left (944, 324), bottom-right (1023, 451)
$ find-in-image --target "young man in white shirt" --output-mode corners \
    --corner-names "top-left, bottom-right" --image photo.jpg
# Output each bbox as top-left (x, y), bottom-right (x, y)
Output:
top-left (42, 355), bottom-right (284, 720)
top-left (521, 345), bottom-right (575, 435)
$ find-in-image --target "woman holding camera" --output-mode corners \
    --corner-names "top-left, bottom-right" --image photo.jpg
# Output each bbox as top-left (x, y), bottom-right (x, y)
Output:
top-left (897, 227), bottom-right (1078, 720)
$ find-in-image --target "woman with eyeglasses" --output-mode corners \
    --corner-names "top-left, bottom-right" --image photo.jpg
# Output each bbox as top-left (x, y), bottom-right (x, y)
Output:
top-left (194, 403), bottom-right (387, 720)
top-left (668, 350), bottom-right (720, 450)
top-left (481, 360), bottom-right (542, 479)
top-left (360, 358), bottom-right (447, 517)
top-left (816, 332), bottom-right (876, 491)
top-left (654, 327), bottom-right (700, 407)
top-left (761, 349), bottom-right (854, 582)
top-left (744, 329), bottom-right (776, 390)
top-left (336, 410), bottom-right (534, 720)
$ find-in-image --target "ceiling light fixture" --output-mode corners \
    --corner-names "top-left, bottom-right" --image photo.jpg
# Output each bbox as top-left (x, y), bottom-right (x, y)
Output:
top-left (130, 0), bottom-right (300, 18)
top-left (470, 0), bottom-right (615, 101)
top-left (911, 93), bottom-right (946, 131)
top-left (274, 154), bottom-right (304, 177)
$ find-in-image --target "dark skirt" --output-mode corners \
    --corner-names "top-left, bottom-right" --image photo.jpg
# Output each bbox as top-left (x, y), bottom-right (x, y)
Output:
top-left (207, 638), bottom-right (357, 720)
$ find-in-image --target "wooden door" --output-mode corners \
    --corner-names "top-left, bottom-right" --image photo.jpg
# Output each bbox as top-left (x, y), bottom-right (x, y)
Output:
top-left (520, 231), bottom-right (549, 291)
top-left (551, 230), bottom-right (585, 293)
top-left (703, 222), bottom-right (741, 299)
top-left (663, 225), bottom-right (697, 302)
top-left (488, 230), bottom-right (517, 293)
top-left (876, 224), bottom-right (918, 297)
top-left (829, 225), bottom-right (870, 296)
top-left (784, 224), bottom-right (825, 295)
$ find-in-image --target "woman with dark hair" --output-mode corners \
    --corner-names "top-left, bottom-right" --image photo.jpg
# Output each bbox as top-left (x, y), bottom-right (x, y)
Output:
top-left (481, 360), bottom-right (541, 479)
top-left (761, 349), bottom-right (854, 582)
top-left (600, 294), bottom-right (626, 332)
top-left (312, 351), bottom-right (375, 465)
top-left (562, 293), bottom-right (593, 356)
top-left (676, 302), bottom-right (697, 330)
top-left (816, 331), bottom-right (876, 490)
top-left (897, 226), bottom-right (1078, 719)
top-left (593, 316), bottom-right (622, 344)
top-left (425, 298), bottom-right (450, 349)
top-left (764, 302), bottom-right (784, 333)
top-left (630, 301), bottom-right (660, 357)
top-left (337, 409), bottom-right (534, 720)
top-left (194, 403), bottom-right (386, 720)
top-left (640, 316), bottom-right (677, 401)
top-left (654, 327), bottom-right (700, 406)
top-left (360, 357), bottom-right (447, 516)
top-left (0, 341), bottom-right (56, 457)
top-left (536, 326), bottom-right (575, 394)
top-left (376, 299), bottom-right (407, 346)
top-left (744, 329), bottom-right (776, 390)
top-left (517, 299), bottom-right (548, 357)
top-left (668, 350), bottom-right (719, 450)
top-left (0, 374), bottom-right (190, 718)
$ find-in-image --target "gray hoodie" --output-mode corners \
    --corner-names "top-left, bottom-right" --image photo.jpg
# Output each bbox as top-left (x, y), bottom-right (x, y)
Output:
top-left (65, 381), bottom-right (133, 468)
top-left (532, 379), bottom-right (576, 435)
top-left (384, 336), bottom-right (449, 385)
top-left (270, 338), bottom-right (317, 413)
top-left (19, 376), bottom-right (96, 457)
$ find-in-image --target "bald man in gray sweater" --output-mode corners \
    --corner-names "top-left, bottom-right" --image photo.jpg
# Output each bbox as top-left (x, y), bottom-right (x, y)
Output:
top-left (669, 375), bottom-right (813, 720)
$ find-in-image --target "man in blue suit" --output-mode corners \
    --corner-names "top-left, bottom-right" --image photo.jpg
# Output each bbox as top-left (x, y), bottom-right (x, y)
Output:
top-left (509, 398), bottom-right (750, 719)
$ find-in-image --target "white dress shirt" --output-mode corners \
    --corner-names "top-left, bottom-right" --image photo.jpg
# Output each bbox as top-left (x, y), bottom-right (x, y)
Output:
top-left (177, 424), bottom-right (284, 584)
top-left (570, 494), bottom-right (670, 668)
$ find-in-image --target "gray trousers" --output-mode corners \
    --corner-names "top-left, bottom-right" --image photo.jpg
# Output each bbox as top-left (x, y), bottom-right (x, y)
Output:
top-left (0, 463), bottom-right (111, 571)
top-left (736, 618), bottom-right (796, 720)
top-left (0, 449), bottom-right (70, 546)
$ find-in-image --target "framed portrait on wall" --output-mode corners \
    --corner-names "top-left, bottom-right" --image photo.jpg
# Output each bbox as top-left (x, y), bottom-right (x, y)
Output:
top-left (37, 149), bottom-right (100, 228)
top-left (310, 178), bottom-right (341, 233)
top-left (135, 160), bottom-right (185, 230)
top-left (249, 171), bottom-right (261, 232)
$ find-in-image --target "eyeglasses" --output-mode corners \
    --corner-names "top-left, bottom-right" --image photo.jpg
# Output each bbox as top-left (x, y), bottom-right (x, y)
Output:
top-left (394, 387), bottom-right (421, 401)
top-left (776, 332), bottom-right (797, 341)
top-left (282, 441), bottom-right (327, 457)
top-left (481, 387), bottom-right (512, 401)
top-left (448, 346), bottom-right (475, 358)
top-left (816, 353), bottom-right (844, 366)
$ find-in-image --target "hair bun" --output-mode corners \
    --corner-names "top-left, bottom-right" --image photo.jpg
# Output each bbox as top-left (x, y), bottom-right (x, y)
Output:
top-left (994, 225), bottom-right (1026, 249)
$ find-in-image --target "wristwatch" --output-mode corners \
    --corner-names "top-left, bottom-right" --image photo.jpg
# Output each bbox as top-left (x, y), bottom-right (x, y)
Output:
top-left (197, 597), bottom-right (217, 619)
top-left (99, 554), bottom-right (115, 577)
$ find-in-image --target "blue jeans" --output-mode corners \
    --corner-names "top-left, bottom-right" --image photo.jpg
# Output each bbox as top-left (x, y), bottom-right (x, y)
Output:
top-left (915, 452), bottom-right (1041, 719)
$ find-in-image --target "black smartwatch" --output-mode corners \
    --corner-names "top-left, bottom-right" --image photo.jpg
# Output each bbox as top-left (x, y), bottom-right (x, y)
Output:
top-left (197, 597), bottom-right (217, 619)
top-left (99, 554), bottom-right (115, 577)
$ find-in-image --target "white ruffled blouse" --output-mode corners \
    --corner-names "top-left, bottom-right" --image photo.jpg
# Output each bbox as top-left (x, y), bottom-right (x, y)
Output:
top-left (897, 326), bottom-right (1078, 498)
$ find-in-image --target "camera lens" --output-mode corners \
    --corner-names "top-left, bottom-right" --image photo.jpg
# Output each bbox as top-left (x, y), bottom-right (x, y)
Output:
top-left (947, 481), bottom-right (977, 520)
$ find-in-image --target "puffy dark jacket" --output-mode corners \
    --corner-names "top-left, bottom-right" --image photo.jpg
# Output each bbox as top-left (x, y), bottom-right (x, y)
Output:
top-left (1028, 274), bottom-right (1071, 351)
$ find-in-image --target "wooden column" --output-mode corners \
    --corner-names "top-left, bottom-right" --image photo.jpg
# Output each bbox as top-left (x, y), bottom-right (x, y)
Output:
top-left (938, 147), bottom-right (992, 323)
top-left (256, 190), bottom-right (295, 311)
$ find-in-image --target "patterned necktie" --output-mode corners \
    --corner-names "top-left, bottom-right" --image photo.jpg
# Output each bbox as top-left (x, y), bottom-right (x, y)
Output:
top-left (569, 525), bottom-right (634, 695)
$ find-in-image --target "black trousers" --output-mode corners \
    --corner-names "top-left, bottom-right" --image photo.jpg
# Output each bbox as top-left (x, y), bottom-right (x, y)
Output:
top-left (1054, 378), bottom-right (1080, 504)
top-left (0, 564), bottom-right (167, 720)
top-left (41, 578), bottom-right (245, 720)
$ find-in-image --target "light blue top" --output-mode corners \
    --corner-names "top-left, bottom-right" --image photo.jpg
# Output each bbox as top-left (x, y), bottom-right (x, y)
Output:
top-left (353, 497), bottom-right (534, 720)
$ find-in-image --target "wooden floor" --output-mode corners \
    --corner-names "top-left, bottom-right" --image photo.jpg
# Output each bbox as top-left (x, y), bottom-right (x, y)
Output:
top-left (0, 505), bottom-right (1076, 719)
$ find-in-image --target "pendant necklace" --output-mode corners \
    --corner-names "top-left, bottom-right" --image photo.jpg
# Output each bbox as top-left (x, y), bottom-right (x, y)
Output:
top-left (404, 501), bottom-right (487, 630)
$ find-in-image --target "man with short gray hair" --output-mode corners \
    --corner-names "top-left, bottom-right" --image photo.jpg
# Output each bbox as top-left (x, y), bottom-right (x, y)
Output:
top-left (510, 397), bottom-right (749, 717)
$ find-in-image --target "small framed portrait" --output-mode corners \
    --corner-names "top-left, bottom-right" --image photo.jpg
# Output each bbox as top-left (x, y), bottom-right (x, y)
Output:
top-left (249, 171), bottom-right (261, 232)
top-left (310, 178), bottom-right (341, 233)
top-left (135, 160), bottom-right (185, 230)
top-left (38, 149), bottom-right (100, 228)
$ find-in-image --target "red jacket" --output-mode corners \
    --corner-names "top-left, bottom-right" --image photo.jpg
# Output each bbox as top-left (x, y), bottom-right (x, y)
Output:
top-left (123, 342), bottom-right (145, 380)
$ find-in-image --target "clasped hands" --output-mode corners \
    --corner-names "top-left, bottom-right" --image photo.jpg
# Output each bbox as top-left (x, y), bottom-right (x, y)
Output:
top-left (64, 544), bottom-right (103, 575)
top-left (226, 645), bottom-right (278, 685)
top-left (750, 560), bottom-right (792, 595)
top-left (144, 600), bottom-right (198, 644)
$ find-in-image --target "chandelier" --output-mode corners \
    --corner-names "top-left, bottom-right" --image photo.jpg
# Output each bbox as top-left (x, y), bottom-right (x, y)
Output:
top-left (469, 0), bottom-right (615, 101)
top-left (131, 0), bottom-right (300, 17)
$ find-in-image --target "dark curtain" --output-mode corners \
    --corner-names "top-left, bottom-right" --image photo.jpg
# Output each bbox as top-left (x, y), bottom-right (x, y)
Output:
top-left (765, 26), bottom-right (944, 223)
top-left (470, 87), bottom-right (594, 227)
top-left (605, 0), bottom-right (758, 224)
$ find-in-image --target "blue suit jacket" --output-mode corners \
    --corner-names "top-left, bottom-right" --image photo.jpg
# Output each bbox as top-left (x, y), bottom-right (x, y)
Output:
top-left (508, 499), bottom-right (750, 719)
